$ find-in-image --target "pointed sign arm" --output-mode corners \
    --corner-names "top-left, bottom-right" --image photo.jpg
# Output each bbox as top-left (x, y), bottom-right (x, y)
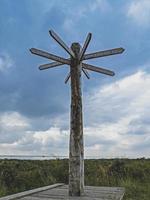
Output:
top-left (82, 63), bottom-right (115, 76)
top-left (65, 73), bottom-right (71, 84)
top-left (49, 30), bottom-right (75, 58)
top-left (65, 69), bottom-right (90, 84)
top-left (79, 33), bottom-right (92, 61)
top-left (30, 48), bottom-right (70, 65)
top-left (83, 47), bottom-right (125, 60)
top-left (82, 68), bottom-right (90, 79)
top-left (39, 62), bottom-right (64, 70)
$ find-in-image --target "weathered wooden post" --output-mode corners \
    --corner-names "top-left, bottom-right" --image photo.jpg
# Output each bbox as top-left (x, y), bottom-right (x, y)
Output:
top-left (69, 43), bottom-right (84, 196)
top-left (30, 29), bottom-right (124, 197)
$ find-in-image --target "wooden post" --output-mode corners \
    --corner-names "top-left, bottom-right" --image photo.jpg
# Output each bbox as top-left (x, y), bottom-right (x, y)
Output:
top-left (69, 43), bottom-right (84, 196)
top-left (30, 29), bottom-right (124, 197)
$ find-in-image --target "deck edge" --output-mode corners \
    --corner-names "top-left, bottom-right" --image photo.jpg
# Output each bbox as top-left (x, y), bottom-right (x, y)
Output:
top-left (119, 188), bottom-right (125, 200)
top-left (0, 183), bottom-right (64, 200)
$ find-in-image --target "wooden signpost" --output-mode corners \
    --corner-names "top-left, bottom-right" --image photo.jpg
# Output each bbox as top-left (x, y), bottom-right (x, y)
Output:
top-left (30, 30), bottom-right (124, 196)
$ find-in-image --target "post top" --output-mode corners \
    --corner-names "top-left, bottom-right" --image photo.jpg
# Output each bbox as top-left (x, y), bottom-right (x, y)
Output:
top-left (71, 43), bottom-right (81, 57)
top-left (71, 42), bottom-right (81, 47)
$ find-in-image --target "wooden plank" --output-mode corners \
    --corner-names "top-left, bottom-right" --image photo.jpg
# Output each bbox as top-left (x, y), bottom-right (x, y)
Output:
top-left (83, 47), bottom-right (125, 60)
top-left (21, 197), bottom-right (54, 200)
top-left (39, 62), bottom-right (64, 70)
top-left (32, 186), bottom-right (124, 200)
top-left (0, 184), bottom-right (64, 200)
top-left (82, 63), bottom-right (115, 76)
top-left (30, 48), bottom-right (70, 65)
top-left (30, 185), bottom-right (125, 200)
top-left (49, 30), bottom-right (75, 58)
top-left (0, 185), bottom-right (125, 200)
top-left (79, 33), bottom-right (92, 61)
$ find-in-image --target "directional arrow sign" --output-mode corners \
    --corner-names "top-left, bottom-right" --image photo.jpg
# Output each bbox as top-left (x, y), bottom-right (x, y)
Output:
top-left (79, 33), bottom-right (92, 61)
top-left (49, 30), bottom-right (75, 58)
top-left (82, 63), bottom-right (115, 76)
top-left (30, 48), bottom-right (70, 65)
top-left (39, 62), bottom-right (64, 70)
top-left (83, 47), bottom-right (125, 60)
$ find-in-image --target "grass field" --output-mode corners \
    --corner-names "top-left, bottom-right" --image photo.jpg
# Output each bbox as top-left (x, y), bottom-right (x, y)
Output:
top-left (0, 158), bottom-right (149, 199)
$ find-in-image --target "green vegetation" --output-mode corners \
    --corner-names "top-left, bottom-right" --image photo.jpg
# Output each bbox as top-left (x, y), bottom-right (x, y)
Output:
top-left (85, 159), bottom-right (150, 200)
top-left (0, 158), bottom-right (149, 199)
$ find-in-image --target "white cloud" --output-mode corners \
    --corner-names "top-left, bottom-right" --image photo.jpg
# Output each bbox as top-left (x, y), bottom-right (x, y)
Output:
top-left (0, 112), bottom-right (29, 129)
top-left (62, 0), bottom-right (111, 34)
top-left (84, 70), bottom-right (150, 157)
top-left (0, 113), bottom-right (69, 156)
top-left (0, 70), bottom-right (149, 158)
top-left (90, 0), bottom-right (111, 13)
top-left (127, 0), bottom-right (150, 26)
top-left (0, 112), bottom-right (30, 145)
top-left (33, 127), bottom-right (68, 146)
top-left (0, 53), bottom-right (13, 72)
top-left (85, 71), bottom-right (150, 123)
top-left (0, 112), bottom-right (31, 156)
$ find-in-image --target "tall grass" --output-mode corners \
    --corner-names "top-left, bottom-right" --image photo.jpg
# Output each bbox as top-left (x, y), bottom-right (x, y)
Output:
top-left (0, 158), bottom-right (149, 199)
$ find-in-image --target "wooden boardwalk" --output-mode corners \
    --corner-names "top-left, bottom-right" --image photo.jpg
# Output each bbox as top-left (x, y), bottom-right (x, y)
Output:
top-left (0, 184), bottom-right (125, 200)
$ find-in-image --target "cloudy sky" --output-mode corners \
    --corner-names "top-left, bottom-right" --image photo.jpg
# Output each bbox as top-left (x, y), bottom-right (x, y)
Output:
top-left (0, 0), bottom-right (150, 158)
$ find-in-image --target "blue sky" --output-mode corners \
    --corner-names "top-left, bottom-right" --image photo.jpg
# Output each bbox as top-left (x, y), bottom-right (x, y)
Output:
top-left (0, 0), bottom-right (150, 158)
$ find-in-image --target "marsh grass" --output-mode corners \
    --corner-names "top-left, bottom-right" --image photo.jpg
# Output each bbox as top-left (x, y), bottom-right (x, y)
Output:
top-left (0, 158), bottom-right (149, 199)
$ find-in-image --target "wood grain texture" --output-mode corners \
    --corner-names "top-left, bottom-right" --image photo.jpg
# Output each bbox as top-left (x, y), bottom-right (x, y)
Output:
top-left (82, 63), bottom-right (115, 76)
top-left (0, 184), bottom-right (64, 200)
top-left (83, 47), bottom-right (125, 60)
top-left (30, 48), bottom-right (70, 65)
top-left (79, 33), bottom-right (92, 61)
top-left (69, 43), bottom-right (84, 196)
top-left (39, 62), bottom-right (64, 70)
top-left (0, 184), bottom-right (125, 200)
top-left (49, 30), bottom-right (75, 58)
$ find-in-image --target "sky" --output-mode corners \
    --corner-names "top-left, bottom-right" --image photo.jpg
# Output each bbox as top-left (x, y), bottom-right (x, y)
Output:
top-left (0, 0), bottom-right (150, 158)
